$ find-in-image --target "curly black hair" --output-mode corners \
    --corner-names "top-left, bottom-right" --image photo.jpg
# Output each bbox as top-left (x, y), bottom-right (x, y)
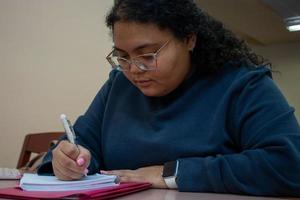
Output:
top-left (106, 0), bottom-right (269, 76)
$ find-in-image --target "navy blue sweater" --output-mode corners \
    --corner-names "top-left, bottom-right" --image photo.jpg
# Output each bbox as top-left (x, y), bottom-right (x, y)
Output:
top-left (38, 65), bottom-right (300, 195)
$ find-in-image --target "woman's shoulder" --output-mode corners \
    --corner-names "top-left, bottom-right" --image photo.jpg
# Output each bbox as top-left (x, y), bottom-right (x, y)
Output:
top-left (217, 63), bottom-right (273, 89)
top-left (102, 69), bottom-right (138, 98)
top-left (200, 63), bottom-right (277, 104)
top-left (222, 62), bottom-right (271, 79)
top-left (218, 64), bottom-right (288, 107)
top-left (108, 69), bottom-right (133, 87)
top-left (108, 69), bottom-right (122, 81)
top-left (104, 69), bottom-right (129, 88)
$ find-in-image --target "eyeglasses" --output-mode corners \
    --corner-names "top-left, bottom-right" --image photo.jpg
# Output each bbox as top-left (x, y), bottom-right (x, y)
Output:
top-left (106, 40), bottom-right (170, 71)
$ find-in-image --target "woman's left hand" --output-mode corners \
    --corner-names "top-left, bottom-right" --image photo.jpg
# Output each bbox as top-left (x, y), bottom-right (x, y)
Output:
top-left (100, 165), bottom-right (168, 188)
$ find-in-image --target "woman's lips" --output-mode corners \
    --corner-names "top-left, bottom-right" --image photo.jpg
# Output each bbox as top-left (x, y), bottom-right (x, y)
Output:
top-left (134, 79), bottom-right (152, 87)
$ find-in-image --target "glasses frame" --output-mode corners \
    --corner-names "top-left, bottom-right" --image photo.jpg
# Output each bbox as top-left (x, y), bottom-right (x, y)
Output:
top-left (106, 40), bottom-right (170, 71)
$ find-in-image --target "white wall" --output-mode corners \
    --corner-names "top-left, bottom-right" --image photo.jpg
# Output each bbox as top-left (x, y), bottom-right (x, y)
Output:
top-left (0, 0), bottom-right (113, 167)
top-left (253, 42), bottom-right (300, 120)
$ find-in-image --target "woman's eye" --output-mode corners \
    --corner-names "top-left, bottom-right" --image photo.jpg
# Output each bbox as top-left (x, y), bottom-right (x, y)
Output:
top-left (141, 55), bottom-right (154, 61)
top-left (141, 49), bottom-right (157, 54)
top-left (113, 51), bottom-right (128, 58)
top-left (117, 53), bottom-right (129, 58)
top-left (120, 55), bottom-right (129, 59)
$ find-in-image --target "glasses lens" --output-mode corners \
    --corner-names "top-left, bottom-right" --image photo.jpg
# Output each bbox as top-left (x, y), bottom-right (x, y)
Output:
top-left (107, 53), bottom-right (157, 71)
top-left (134, 54), bottom-right (156, 71)
top-left (108, 56), bottom-right (130, 71)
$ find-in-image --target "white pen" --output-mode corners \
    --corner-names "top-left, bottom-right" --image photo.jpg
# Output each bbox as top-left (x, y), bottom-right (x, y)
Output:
top-left (60, 114), bottom-right (77, 145)
top-left (60, 114), bottom-right (88, 176)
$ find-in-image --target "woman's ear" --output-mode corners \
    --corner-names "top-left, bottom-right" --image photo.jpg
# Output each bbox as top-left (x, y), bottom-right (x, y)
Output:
top-left (186, 34), bottom-right (197, 51)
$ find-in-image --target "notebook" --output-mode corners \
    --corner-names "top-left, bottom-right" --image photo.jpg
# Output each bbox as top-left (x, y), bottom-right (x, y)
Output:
top-left (0, 178), bottom-right (151, 199)
top-left (0, 168), bottom-right (21, 180)
top-left (20, 173), bottom-right (118, 191)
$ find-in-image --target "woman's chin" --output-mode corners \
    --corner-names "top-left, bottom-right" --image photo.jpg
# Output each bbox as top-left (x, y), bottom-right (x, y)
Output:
top-left (138, 87), bottom-right (168, 97)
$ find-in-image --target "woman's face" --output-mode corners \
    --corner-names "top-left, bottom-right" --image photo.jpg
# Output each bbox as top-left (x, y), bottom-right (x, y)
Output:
top-left (112, 22), bottom-right (196, 97)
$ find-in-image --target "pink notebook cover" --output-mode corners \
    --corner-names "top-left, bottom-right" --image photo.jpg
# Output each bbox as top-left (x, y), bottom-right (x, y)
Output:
top-left (0, 182), bottom-right (152, 199)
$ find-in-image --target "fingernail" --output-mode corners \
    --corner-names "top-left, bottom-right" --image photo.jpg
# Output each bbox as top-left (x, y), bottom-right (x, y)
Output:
top-left (84, 168), bottom-right (89, 175)
top-left (76, 158), bottom-right (85, 166)
top-left (100, 170), bottom-right (107, 174)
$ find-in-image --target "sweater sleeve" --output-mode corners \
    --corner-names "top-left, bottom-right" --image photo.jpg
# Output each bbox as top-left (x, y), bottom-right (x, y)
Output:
top-left (176, 71), bottom-right (300, 196)
top-left (37, 70), bottom-right (118, 175)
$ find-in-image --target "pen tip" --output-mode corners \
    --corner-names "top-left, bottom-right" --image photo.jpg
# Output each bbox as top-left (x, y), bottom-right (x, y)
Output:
top-left (60, 114), bottom-right (66, 120)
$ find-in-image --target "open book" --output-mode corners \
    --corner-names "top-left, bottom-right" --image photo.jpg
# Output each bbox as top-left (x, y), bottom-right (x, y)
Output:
top-left (20, 173), bottom-right (118, 191)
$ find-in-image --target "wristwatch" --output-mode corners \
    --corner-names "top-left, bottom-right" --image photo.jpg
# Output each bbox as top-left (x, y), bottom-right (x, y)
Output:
top-left (162, 160), bottom-right (179, 189)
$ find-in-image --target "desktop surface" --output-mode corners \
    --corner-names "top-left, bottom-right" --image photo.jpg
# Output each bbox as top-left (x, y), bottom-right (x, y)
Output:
top-left (116, 189), bottom-right (299, 200)
top-left (0, 180), bottom-right (299, 200)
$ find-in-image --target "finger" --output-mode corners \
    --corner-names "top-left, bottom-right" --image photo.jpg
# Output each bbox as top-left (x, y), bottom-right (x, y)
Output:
top-left (106, 172), bottom-right (143, 183)
top-left (53, 144), bottom-right (86, 176)
top-left (100, 170), bottom-right (132, 183)
top-left (101, 169), bottom-right (151, 183)
top-left (53, 149), bottom-right (85, 179)
top-left (59, 141), bottom-right (80, 160)
top-left (118, 175), bottom-right (141, 183)
top-left (101, 170), bottom-right (132, 177)
top-left (54, 158), bottom-right (83, 179)
top-left (53, 162), bottom-right (73, 180)
top-left (76, 146), bottom-right (91, 168)
top-left (100, 170), bottom-right (121, 176)
top-left (53, 142), bottom-right (89, 176)
top-left (53, 162), bottom-right (80, 180)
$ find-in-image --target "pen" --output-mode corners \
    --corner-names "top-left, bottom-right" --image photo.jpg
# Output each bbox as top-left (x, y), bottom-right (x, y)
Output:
top-left (60, 114), bottom-right (77, 145)
top-left (60, 114), bottom-right (88, 176)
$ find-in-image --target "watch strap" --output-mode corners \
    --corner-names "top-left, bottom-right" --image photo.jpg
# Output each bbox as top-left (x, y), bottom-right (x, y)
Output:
top-left (162, 160), bottom-right (179, 189)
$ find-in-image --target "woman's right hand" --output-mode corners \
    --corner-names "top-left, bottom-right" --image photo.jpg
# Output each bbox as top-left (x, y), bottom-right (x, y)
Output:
top-left (52, 140), bottom-right (91, 180)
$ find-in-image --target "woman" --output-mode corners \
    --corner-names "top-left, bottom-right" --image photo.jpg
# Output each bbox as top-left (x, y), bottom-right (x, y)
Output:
top-left (38, 0), bottom-right (300, 196)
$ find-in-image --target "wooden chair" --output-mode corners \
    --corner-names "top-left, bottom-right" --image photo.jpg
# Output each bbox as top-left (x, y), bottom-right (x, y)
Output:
top-left (17, 132), bottom-right (64, 169)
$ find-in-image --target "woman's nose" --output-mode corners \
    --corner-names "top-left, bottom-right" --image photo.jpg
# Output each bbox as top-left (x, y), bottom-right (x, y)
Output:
top-left (129, 62), bottom-right (144, 74)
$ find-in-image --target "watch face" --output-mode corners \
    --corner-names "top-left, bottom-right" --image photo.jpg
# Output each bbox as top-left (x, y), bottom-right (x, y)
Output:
top-left (162, 161), bottom-right (178, 177)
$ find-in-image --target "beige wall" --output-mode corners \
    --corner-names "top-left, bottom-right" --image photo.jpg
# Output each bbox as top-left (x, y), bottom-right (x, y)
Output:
top-left (0, 0), bottom-right (113, 167)
top-left (0, 1), bottom-right (299, 168)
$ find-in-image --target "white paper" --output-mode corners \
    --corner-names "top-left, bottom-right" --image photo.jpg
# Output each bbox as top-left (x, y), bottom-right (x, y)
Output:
top-left (0, 168), bottom-right (20, 179)
top-left (20, 173), bottom-right (118, 191)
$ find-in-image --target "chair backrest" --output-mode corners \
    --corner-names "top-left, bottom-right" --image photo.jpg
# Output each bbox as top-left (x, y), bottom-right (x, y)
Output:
top-left (17, 132), bottom-right (64, 169)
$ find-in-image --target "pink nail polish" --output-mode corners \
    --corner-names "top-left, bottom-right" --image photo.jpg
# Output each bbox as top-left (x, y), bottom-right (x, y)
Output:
top-left (84, 168), bottom-right (89, 175)
top-left (76, 158), bottom-right (85, 166)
